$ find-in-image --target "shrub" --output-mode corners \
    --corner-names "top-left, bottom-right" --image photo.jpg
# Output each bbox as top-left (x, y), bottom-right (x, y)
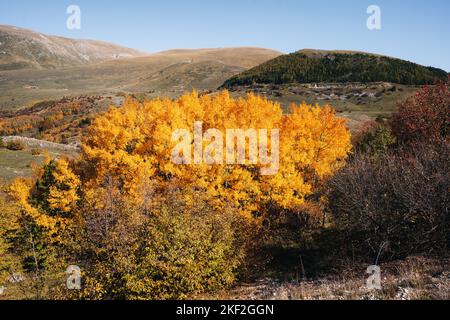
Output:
top-left (38, 118), bottom-right (55, 132)
top-left (6, 140), bottom-right (26, 151)
top-left (78, 117), bottom-right (91, 127)
top-left (0, 192), bottom-right (67, 300)
top-left (391, 80), bottom-right (449, 146)
top-left (73, 186), bottom-right (254, 300)
top-left (263, 202), bottom-right (325, 249)
top-left (353, 121), bottom-right (396, 156)
top-left (327, 142), bottom-right (449, 262)
top-left (0, 196), bottom-right (21, 285)
top-left (260, 202), bottom-right (329, 278)
top-left (124, 201), bottom-right (249, 299)
top-left (31, 148), bottom-right (42, 156)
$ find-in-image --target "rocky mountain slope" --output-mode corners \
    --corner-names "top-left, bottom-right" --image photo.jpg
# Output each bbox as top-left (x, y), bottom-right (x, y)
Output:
top-left (0, 25), bottom-right (146, 70)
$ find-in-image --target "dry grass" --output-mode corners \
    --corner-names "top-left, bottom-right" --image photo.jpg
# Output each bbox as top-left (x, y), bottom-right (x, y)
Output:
top-left (196, 256), bottom-right (449, 300)
top-left (0, 47), bottom-right (280, 110)
top-left (0, 139), bottom-right (78, 181)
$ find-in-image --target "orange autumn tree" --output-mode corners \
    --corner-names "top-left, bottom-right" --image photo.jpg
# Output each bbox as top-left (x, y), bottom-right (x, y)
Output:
top-left (81, 90), bottom-right (351, 218)
top-left (10, 90), bottom-right (351, 233)
top-left (9, 158), bottom-right (81, 238)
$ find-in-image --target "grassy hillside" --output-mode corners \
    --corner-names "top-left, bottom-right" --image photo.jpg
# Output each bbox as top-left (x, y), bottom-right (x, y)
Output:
top-left (0, 47), bottom-right (281, 110)
top-left (226, 82), bottom-right (419, 132)
top-left (222, 49), bottom-right (448, 88)
top-left (0, 25), bottom-right (145, 70)
top-left (152, 47), bottom-right (282, 69)
top-left (0, 138), bottom-right (78, 181)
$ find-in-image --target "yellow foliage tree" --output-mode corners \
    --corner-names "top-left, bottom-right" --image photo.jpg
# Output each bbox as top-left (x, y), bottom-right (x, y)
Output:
top-left (5, 90), bottom-right (352, 299)
top-left (9, 90), bottom-right (351, 231)
top-left (0, 195), bottom-right (21, 285)
top-left (47, 159), bottom-right (80, 214)
top-left (9, 159), bottom-right (80, 238)
top-left (80, 91), bottom-right (351, 219)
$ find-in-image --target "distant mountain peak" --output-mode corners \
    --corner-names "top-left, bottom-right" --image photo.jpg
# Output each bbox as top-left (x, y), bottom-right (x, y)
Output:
top-left (0, 25), bottom-right (146, 71)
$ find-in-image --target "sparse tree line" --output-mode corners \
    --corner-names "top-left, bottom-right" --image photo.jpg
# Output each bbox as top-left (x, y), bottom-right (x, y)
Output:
top-left (0, 80), bottom-right (448, 300)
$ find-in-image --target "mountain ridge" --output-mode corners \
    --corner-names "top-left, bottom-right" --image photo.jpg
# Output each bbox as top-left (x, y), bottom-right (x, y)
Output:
top-left (0, 27), bottom-right (281, 110)
top-left (0, 25), bottom-right (147, 70)
top-left (0, 25), bottom-right (283, 71)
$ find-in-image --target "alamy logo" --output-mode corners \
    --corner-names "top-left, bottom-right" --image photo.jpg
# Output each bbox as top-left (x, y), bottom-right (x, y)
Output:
top-left (367, 5), bottom-right (382, 30)
top-left (66, 265), bottom-right (82, 290)
top-left (366, 265), bottom-right (382, 290)
top-left (66, 5), bottom-right (81, 30)
top-left (171, 121), bottom-right (280, 175)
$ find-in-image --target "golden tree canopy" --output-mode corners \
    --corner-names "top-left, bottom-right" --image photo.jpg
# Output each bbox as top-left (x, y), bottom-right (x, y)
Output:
top-left (81, 90), bottom-right (351, 217)
top-left (10, 90), bottom-right (352, 233)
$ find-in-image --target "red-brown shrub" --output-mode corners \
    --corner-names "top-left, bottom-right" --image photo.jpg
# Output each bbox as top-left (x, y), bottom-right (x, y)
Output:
top-left (391, 79), bottom-right (449, 146)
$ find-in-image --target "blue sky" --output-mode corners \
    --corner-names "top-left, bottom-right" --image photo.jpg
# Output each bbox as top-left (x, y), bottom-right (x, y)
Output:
top-left (1, 0), bottom-right (449, 71)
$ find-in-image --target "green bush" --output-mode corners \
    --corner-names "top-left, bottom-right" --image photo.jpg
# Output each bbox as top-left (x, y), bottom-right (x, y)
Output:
top-left (71, 187), bottom-right (254, 300)
top-left (123, 203), bottom-right (247, 299)
top-left (353, 122), bottom-right (396, 157)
